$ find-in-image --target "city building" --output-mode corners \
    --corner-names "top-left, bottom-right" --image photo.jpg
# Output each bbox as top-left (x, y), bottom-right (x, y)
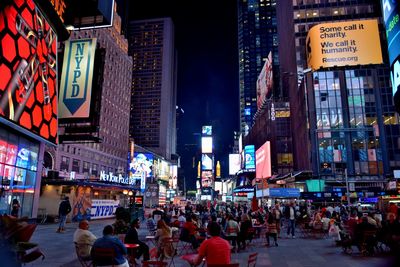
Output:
top-left (237, 0), bottom-right (294, 177)
top-left (127, 18), bottom-right (177, 161)
top-left (237, 0), bottom-right (280, 136)
top-left (40, 4), bottom-right (134, 220)
top-left (275, 0), bottom-right (400, 193)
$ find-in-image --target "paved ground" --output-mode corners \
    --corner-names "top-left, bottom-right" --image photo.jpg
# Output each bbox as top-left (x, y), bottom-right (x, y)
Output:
top-left (23, 219), bottom-right (398, 267)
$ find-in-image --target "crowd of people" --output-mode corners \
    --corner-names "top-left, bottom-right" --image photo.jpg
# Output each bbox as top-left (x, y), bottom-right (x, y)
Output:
top-left (71, 200), bottom-right (400, 266)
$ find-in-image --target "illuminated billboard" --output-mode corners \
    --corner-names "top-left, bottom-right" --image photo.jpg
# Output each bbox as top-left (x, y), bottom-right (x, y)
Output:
top-left (306, 19), bottom-right (383, 71)
top-left (229, 154), bottom-right (241, 175)
top-left (380, 1), bottom-right (400, 97)
top-left (201, 170), bottom-right (213, 188)
top-left (169, 165), bottom-right (178, 189)
top-left (202, 125), bottom-right (212, 135)
top-left (59, 38), bottom-right (97, 119)
top-left (128, 152), bottom-right (153, 190)
top-left (201, 137), bottom-right (213, 153)
top-left (201, 154), bottom-right (213, 170)
top-left (256, 141), bottom-right (271, 179)
top-left (256, 52), bottom-right (273, 110)
top-left (244, 145), bottom-right (255, 171)
top-left (0, 0), bottom-right (58, 144)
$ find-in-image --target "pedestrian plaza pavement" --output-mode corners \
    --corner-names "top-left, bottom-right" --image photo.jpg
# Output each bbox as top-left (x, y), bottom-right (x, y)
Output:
top-left (23, 219), bottom-right (398, 267)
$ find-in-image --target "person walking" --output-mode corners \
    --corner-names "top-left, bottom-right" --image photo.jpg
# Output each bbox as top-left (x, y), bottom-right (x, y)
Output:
top-left (57, 196), bottom-right (71, 233)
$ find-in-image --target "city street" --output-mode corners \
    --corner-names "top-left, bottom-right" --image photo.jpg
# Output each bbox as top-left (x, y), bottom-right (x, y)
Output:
top-left (24, 219), bottom-right (396, 267)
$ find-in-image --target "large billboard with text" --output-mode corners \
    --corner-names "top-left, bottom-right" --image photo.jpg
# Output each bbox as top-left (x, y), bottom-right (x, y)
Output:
top-left (256, 141), bottom-right (271, 179)
top-left (306, 20), bottom-right (383, 71)
top-left (59, 38), bottom-right (96, 119)
top-left (128, 152), bottom-right (153, 190)
top-left (0, 0), bottom-right (58, 144)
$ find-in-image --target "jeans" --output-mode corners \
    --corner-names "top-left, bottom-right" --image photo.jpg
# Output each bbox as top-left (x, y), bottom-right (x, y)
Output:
top-left (59, 214), bottom-right (67, 228)
top-left (287, 219), bottom-right (295, 236)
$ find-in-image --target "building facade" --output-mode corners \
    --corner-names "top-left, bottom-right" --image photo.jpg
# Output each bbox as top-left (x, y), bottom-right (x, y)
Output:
top-left (277, 0), bottom-right (400, 191)
top-left (51, 7), bottom-right (132, 181)
top-left (128, 18), bottom-right (177, 161)
top-left (237, 0), bottom-right (280, 135)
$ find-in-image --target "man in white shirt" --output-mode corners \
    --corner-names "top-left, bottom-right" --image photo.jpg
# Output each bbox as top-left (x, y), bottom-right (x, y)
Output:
top-left (73, 220), bottom-right (97, 259)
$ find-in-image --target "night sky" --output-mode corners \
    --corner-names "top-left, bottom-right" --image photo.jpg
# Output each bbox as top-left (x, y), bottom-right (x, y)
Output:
top-left (130, 0), bottom-right (239, 190)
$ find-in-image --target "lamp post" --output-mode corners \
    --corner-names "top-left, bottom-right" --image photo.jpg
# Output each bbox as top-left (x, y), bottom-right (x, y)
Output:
top-left (345, 168), bottom-right (351, 206)
top-left (122, 190), bottom-right (128, 208)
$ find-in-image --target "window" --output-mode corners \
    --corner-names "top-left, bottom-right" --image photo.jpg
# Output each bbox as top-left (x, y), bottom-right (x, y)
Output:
top-left (72, 159), bottom-right (80, 172)
top-left (60, 156), bottom-right (70, 171)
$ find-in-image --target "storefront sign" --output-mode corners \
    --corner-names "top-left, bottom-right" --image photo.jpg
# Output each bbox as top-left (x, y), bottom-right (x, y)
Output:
top-left (99, 171), bottom-right (140, 187)
top-left (306, 19), bottom-right (383, 70)
top-left (59, 38), bottom-right (97, 118)
top-left (91, 199), bottom-right (119, 219)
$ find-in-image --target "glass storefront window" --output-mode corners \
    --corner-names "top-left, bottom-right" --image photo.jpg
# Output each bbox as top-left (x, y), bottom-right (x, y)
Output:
top-left (0, 129), bottom-right (39, 217)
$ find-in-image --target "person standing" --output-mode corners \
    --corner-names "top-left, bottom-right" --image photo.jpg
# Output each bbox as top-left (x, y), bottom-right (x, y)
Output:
top-left (284, 202), bottom-right (297, 238)
top-left (57, 196), bottom-right (71, 233)
top-left (10, 199), bottom-right (20, 218)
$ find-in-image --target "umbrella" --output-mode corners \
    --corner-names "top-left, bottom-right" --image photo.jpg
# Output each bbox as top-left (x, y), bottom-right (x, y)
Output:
top-left (251, 195), bottom-right (258, 212)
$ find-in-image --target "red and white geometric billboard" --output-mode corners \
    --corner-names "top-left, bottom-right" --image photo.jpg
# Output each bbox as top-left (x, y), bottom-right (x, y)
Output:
top-left (0, 0), bottom-right (58, 144)
top-left (256, 141), bottom-right (271, 179)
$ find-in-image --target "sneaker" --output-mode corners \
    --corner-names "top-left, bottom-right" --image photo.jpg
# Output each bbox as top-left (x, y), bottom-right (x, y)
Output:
top-left (292, 236), bottom-right (296, 239)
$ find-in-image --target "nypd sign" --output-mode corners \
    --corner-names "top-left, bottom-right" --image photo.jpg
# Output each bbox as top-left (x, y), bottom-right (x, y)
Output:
top-left (91, 199), bottom-right (119, 219)
top-left (59, 38), bottom-right (96, 118)
top-left (99, 171), bottom-right (141, 188)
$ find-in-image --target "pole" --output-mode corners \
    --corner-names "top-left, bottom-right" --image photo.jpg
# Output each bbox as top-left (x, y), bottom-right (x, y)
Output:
top-left (345, 168), bottom-right (351, 206)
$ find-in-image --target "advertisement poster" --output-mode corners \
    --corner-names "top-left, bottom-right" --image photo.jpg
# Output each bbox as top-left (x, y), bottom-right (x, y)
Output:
top-left (72, 186), bottom-right (92, 221)
top-left (244, 145), bottom-right (256, 171)
top-left (201, 154), bottom-right (213, 170)
top-left (201, 137), bottom-right (213, 153)
top-left (91, 199), bottom-right (119, 220)
top-left (201, 170), bottom-right (213, 188)
top-left (229, 154), bottom-right (241, 175)
top-left (256, 52), bottom-right (273, 110)
top-left (202, 125), bottom-right (212, 135)
top-left (255, 141), bottom-right (271, 178)
top-left (306, 19), bottom-right (383, 70)
top-left (59, 38), bottom-right (97, 118)
top-left (0, 0), bottom-right (58, 144)
top-left (128, 152), bottom-right (153, 190)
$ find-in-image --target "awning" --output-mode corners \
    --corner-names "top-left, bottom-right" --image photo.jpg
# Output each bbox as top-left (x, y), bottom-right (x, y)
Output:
top-left (42, 179), bottom-right (140, 191)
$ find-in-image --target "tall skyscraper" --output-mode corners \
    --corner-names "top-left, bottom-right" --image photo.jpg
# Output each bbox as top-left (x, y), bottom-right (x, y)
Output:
top-left (128, 18), bottom-right (177, 161)
top-left (277, 0), bottom-right (400, 189)
top-left (237, 0), bottom-right (279, 135)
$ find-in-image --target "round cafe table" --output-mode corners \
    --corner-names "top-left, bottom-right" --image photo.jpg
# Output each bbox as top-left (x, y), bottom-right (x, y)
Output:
top-left (125, 243), bottom-right (140, 266)
top-left (181, 253), bottom-right (198, 267)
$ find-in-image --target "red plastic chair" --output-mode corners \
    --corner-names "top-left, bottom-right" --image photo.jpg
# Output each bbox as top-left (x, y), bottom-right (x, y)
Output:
top-left (247, 252), bottom-right (258, 267)
top-left (91, 247), bottom-right (116, 267)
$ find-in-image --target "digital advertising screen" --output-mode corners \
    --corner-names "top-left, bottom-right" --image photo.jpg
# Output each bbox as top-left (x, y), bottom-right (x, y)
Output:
top-left (256, 141), bottom-right (271, 179)
top-left (201, 154), bottom-right (213, 170)
top-left (229, 154), bottom-right (241, 175)
top-left (201, 170), bottom-right (213, 188)
top-left (244, 145), bottom-right (256, 171)
top-left (201, 137), bottom-right (213, 153)
top-left (0, 0), bottom-right (58, 144)
top-left (128, 152), bottom-right (153, 190)
top-left (202, 125), bottom-right (212, 136)
top-left (256, 52), bottom-right (273, 110)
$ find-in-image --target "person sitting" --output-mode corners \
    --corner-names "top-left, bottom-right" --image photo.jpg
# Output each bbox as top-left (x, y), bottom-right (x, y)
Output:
top-left (180, 215), bottom-right (199, 249)
top-left (154, 219), bottom-right (173, 260)
top-left (190, 222), bottom-right (231, 266)
top-left (125, 219), bottom-right (150, 261)
top-left (91, 225), bottom-right (128, 267)
top-left (73, 220), bottom-right (97, 259)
